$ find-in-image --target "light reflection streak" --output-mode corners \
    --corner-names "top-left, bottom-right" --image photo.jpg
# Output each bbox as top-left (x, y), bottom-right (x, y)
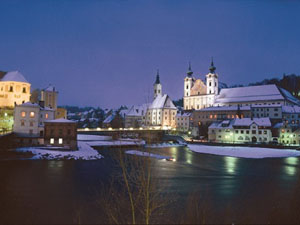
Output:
top-left (284, 157), bottom-right (299, 176)
top-left (224, 156), bottom-right (238, 174)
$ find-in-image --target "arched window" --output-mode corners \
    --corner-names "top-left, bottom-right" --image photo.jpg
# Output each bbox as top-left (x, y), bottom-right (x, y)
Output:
top-left (238, 136), bottom-right (243, 140)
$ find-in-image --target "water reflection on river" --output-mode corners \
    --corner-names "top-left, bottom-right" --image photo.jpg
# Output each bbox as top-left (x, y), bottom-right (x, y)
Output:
top-left (0, 146), bottom-right (300, 224)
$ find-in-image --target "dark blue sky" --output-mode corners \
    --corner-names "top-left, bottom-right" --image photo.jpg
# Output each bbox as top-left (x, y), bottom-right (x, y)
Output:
top-left (1, 0), bottom-right (300, 108)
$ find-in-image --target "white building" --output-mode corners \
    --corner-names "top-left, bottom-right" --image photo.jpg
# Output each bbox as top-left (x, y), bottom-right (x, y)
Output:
top-left (208, 118), bottom-right (272, 144)
top-left (13, 102), bottom-right (55, 144)
top-left (183, 60), bottom-right (218, 110)
top-left (0, 71), bottom-right (31, 108)
top-left (146, 71), bottom-right (177, 128)
top-left (175, 112), bottom-right (191, 132)
top-left (215, 84), bottom-right (300, 107)
top-left (125, 104), bottom-right (149, 128)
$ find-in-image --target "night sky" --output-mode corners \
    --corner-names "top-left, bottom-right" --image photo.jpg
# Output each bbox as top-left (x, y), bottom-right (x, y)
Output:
top-left (1, 0), bottom-right (300, 108)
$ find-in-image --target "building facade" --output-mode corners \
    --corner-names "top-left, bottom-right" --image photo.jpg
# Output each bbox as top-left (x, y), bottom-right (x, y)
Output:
top-left (41, 84), bottom-right (58, 110)
top-left (208, 118), bottom-right (272, 144)
top-left (44, 118), bottom-right (77, 149)
top-left (183, 61), bottom-right (218, 110)
top-left (0, 71), bottom-right (31, 108)
top-left (175, 112), bottom-right (192, 132)
top-left (146, 72), bottom-right (177, 128)
top-left (13, 101), bottom-right (55, 145)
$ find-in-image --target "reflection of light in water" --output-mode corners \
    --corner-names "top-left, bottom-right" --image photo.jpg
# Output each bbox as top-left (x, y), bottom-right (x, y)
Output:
top-left (185, 150), bottom-right (192, 164)
top-left (285, 157), bottom-right (298, 166)
top-left (48, 161), bottom-right (64, 171)
top-left (284, 157), bottom-right (298, 176)
top-left (170, 147), bottom-right (177, 161)
top-left (224, 156), bottom-right (238, 174)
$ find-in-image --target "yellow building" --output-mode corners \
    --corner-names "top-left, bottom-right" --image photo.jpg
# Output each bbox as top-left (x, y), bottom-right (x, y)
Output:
top-left (0, 71), bottom-right (31, 108)
top-left (55, 107), bottom-right (67, 119)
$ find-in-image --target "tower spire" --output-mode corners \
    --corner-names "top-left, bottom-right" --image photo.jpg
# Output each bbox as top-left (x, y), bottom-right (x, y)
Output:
top-left (155, 69), bottom-right (160, 84)
top-left (209, 57), bottom-right (216, 73)
top-left (187, 61), bottom-right (193, 77)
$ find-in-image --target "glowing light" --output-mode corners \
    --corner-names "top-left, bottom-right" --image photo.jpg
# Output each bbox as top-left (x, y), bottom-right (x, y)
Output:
top-left (96, 127), bottom-right (101, 131)
top-left (108, 127), bottom-right (112, 130)
top-left (139, 127), bottom-right (143, 130)
top-left (119, 128), bottom-right (123, 130)
top-left (224, 156), bottom-right (238, 174)
top-left (4, 113), bottom-right (7, 117)
top-left (129, 127), bottom-right (133, 130)
top-left (289, 134), bottom-right (293, 138)
top-left (84, 128), bottom-right (89, 131)
top-left (188, 131), bottom-right (191, 135)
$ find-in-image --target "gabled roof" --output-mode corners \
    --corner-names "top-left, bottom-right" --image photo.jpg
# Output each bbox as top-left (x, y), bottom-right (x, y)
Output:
top-left (0, 71), bottom-right (29, 83)
top-left (233, 118), bottom-right (271, 127)
top-left (149, 94), bottom-right (176, 109)
top-left (127, 104), bottom-right (149, 116)
top-left (216, 84), bottom-right (284, 104)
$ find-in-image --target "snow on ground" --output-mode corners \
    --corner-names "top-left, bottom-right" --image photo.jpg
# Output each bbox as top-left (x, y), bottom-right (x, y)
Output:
top-left (188, 144), bottom-right (300, 159)
top-left (78, 134), bottom-right (145, 147)
top-left (16, 141), bottom-right (103, 160)
top-left (146, 142), bottom-right (186, 148)
top-left (126, 150), bottom-right (173, 160)
top-left (77, 134), bottom-right (112, 141)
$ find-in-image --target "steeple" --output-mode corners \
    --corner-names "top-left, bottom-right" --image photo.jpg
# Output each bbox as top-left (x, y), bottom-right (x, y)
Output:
top-left (154, 69), bottom-right (160, 84)
top-left (209, 57), bottom-right (216, 73)
top-left (187, 61), bottom-right (193, 77)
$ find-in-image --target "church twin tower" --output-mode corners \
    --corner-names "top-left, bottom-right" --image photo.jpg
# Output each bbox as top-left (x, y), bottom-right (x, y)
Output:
top-left (153, 59), bottom-right (219, 110)
top-left (153, 60), bottom-right (219, 110)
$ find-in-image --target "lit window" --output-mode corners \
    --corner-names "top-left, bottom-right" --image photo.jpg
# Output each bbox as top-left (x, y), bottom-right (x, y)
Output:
top-left (50, 138), bottom-right (54, 144)
top-left (21, 111), bottom-right (26, 117)
top-left (30, 112), bottom-right (35, 118)
top-left (59, 138), bottom-right (63, 145)
top-left (45, 113), bottom-right (48, 119)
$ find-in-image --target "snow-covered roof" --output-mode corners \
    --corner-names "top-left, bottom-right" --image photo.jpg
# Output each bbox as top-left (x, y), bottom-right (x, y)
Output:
top-left (103, 114), bottom-right (115, 123)
top-left (16, 102), bottom-right (39, 107)
top-left (209, 120), bottom-right (234, 129)
top-left (176, 112), bottom-right (191, 117)
top-left (233, 118), bottom-right (271, 127)
top-left (149, 94), bottom-right (176, 109)
top-left (209, 118), bottom-right (271, 129)
top-left (215, 84), bottom-right (285, 104)
top-left (200, 105), bottom-right (251, 112)
top-left (282, 105), bottom-right (300, 113)
top-left (43, 84), bottom-right (57, 92)
top-left (127, 104), bottom-right (149, 117)
top-left (279, 88), bottom-right (300, 105)
top-left (45, 118), bottom-right (76, 123)
top-left (0, 71), bottom-right (29, 83)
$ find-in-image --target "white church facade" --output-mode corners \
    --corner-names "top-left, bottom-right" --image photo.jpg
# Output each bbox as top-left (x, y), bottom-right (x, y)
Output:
top-left (145, 71), bottom-right (177, 128)
top-left (183, 61), bottom-right (218, 110)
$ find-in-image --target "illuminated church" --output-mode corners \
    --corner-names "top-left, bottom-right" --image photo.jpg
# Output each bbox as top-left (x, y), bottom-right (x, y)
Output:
top-left (183, 60), bottom-right (218, 110)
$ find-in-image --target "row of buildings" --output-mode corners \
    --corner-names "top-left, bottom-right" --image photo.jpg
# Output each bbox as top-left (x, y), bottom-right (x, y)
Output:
top-left (0, 70), bottom-right (77, 149)
top-left (122, 60), bottom-right (300, 146)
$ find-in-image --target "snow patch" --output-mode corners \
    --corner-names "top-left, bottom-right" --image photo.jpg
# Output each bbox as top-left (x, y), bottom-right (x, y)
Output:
top-left (188, 144), bottom-right (300, 159)
top-left (16, 141), bottom-right (103, 160)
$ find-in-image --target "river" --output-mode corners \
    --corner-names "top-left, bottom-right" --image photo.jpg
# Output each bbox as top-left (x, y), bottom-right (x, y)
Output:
top-left (0, 146), bottom-right (299, 224)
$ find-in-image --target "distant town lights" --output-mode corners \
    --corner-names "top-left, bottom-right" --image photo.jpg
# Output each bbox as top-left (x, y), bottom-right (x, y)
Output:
top-left (84, 128), bottom-right (89, 131)
top-left (96, 127), bottom-right (101, 131)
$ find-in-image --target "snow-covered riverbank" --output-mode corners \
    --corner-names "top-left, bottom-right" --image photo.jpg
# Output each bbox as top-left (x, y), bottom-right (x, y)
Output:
top-left (17, 141), bottom-right (103, 160)
top-left (188, 144), bottom-right (300, 159)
